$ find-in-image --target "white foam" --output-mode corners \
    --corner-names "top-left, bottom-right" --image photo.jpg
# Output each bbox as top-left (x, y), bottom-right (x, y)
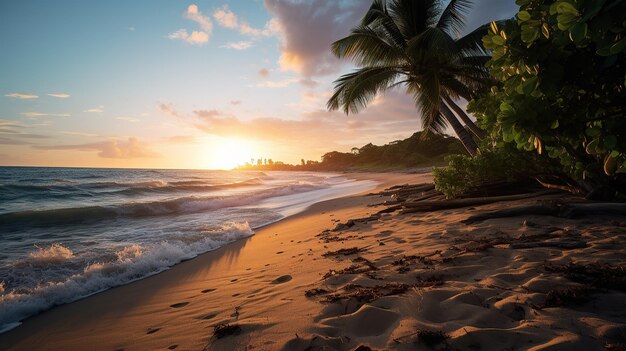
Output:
top-left (26, 244), bottom-right (74, 265)
top-left (0, 222), bottom-right (254, 333)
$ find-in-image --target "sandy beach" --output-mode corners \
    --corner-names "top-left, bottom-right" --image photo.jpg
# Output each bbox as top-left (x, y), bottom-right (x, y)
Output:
top-left (1, 171), bottom-right (625, 351)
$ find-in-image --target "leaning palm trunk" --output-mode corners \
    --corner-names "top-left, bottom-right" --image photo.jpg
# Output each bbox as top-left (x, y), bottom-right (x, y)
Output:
top-left (440, 101), bottom-right (478, 156)
top-left (444, 96), bottom-right (486, 140)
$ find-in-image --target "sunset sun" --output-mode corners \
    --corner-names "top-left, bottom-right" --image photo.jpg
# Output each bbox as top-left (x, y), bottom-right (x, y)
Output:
top-left (208, 138), bottom-right (254, 170)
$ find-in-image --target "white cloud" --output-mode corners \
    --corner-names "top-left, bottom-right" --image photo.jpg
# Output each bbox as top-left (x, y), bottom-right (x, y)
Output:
top-left (21, 112), bottom-right (71, 117)
top-left (5, 93), bottom-right (39, 99)
top-left (116, 117), bottom-right (140, 123)
top-left (221, 41), bottom-right (253, 50)
top-left (47, 93), bottom-right (70, 98)
top-left (84, 106), bottom-right (104, 113)
top-left (213, 5), bottom-right (238, 28)
top-left (186, 4), bottom-right (212, 32)
top-left (169, 4), bottom-right (212, 45)
top-left (212, 5), bottom-right (278, 38)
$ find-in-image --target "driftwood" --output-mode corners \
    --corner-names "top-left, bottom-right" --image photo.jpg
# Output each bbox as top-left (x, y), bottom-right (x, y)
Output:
top-left (400, 190), bottom-right (557, 214)
top-left (463, 202), bottom-right (626, 224)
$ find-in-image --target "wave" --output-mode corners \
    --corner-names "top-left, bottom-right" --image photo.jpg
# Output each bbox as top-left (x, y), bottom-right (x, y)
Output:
top-left (0, 183), bottom-right (323, 228)
top-left (0, 222), bottom-right (254, 333)
top-left (0, 177), bottom-right (265, 199)
top-left (27, 244), bottom-right (75, 265)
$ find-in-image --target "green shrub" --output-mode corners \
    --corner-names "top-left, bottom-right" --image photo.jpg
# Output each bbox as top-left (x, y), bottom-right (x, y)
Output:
top-left (433, 146), bottom-right (549, 198)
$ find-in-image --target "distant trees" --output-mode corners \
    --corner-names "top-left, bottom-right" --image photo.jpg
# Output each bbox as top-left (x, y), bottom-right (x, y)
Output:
top-left (236, 131), bottom-right (462, 171)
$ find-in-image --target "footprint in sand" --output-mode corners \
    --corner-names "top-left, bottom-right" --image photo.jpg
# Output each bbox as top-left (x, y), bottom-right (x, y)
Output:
top-left (201, 313), bottom-right (217, 320)
top-left (167, 345), bottom-right (178, 350)
top-left (170, 302), bottom-right (189, 308)
top-left (201, 288), bottom-right (216, 293)
top-left (271, 275), bottom-right (292, 284)
top-left (146, 328), bottom-right (161, 335)
top-left (276, 251), bottom-right (284, 254)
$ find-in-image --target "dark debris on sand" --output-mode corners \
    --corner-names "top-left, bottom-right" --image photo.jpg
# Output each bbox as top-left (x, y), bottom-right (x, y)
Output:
top-left (213, 323), bottom-right (242, 339)
top-left (322, 283), bottom-right (412, 303)
top-left (323, 247), bottom-right (364, 257)
top-left (545, 262), bottom-right (626, 291)
top-left (538, 286), bottom-right (594, 309)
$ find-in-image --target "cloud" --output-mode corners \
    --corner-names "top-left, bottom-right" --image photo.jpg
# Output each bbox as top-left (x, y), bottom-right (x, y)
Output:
top-left (230, 100), bottom-right (242, 105)
top-left (36, 137), bottom-right (158, 159)
top-left (221, 41), bottom-right (253, 50)
top-left (258, 68), bottom-right (270, 78)
top-left (255, 78), bottom-right (300, 88)
top-left (21, 112), bottom-right (71, 117)
top-left (168, 29), bottom-right (209, 45)
top-left (129, 27), bottom-right (135, 31)
top-left (47, 93), bottom-right (70, 98)
top-left (164, 135), bottom-right (197, 144)
top-left (59, 131), bottom-right (99, 137)
top-left (213, 5), bottom-right (278, 38)
top-left (186, 4), bottom-right (213, 32)
top-left (263, 0), bottom-right (370, 77)
top-left (5, 93), bottom-right (39, 99)
top-left (159, 103), bottom-right (180, 117)
top-left (160, 90), bottom-right (424, 158)
top-left (116, 116), bottom-right (140, 123)
top-left (213, 5), bottom-right (238, 28)
top-left (168, 4), bottom-right (212, 45)
top-left (0, 119), bottom-right (52, 144)
top-left (83, 106), bottom-right (104, 113)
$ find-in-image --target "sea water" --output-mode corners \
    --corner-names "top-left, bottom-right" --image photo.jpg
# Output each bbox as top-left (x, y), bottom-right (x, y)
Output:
top-left (0, 167), bottom-right (376, 332)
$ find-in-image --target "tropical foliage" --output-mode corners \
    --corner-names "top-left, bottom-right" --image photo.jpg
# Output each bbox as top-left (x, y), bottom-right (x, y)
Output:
top-left (467, 0), bottom-right (626, 197)
top-left (327, 0), bottom-right (496, 156)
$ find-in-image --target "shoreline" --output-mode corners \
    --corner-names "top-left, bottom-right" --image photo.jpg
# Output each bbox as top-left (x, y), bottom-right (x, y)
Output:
top-left (0, 171), bottom-right (422, 350)
top-left (2, 170), bottom-right (624, 351)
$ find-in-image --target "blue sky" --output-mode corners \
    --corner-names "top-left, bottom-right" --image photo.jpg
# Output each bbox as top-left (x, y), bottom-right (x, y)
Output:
top-left (0, 0), bottom-right (517, 169)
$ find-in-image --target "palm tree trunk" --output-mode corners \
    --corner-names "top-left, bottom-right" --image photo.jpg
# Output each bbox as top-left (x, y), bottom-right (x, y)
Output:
top-left (440, 101), bottom-right (478, 156)
top-left (444, 96), bottom-right (486, 140)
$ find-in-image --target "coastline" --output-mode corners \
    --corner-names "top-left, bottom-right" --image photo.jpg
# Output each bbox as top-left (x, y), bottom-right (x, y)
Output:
top-left (2, 170), bottom-right (624, 351)
top-left (0, 172), bottom-right (422, 351)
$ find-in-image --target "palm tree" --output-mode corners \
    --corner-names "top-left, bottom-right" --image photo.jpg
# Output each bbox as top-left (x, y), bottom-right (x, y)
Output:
top-left (327, 0), bottom-right (493, 156)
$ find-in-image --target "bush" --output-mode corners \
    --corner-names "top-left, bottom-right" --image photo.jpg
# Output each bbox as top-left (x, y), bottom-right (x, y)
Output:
top-left (473, 0), bottom-right (626, 197)
top-left (433, 146), bottom-right (549, 198)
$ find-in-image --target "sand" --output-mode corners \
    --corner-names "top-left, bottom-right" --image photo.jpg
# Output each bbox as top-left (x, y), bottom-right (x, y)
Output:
top-left (1, 171), bottom-right (625, 351)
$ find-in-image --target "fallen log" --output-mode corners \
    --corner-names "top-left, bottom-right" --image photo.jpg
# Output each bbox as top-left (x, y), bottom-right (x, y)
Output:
top-left (462, 205), bottom-right (560, 224)
top-left (400, 190), bottom-right (557, 214)
top-left (462, 202), bottom-right (626, 224)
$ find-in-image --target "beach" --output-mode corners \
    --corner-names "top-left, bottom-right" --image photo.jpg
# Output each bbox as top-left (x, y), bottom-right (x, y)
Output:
top-left (1, 171), bottom-right (625, 351)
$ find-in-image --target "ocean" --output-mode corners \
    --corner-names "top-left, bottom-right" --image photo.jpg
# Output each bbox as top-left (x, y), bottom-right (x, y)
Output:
top-left (0, 167), bottom-right (376, 333)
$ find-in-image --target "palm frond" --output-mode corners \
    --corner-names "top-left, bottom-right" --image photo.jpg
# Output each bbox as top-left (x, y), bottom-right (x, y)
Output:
top-left (437, 0), bottom-right (473, 37)
top-left (361, 0), bottom-right (407, 49)
top-left (327, 67), bottom-right (403, 115)
top-left (331, 26), bottom-right (406, 66)
top-left (406, 27), bottom-right (459, 66)
top-left (388, 0), bottom-right (439, 39)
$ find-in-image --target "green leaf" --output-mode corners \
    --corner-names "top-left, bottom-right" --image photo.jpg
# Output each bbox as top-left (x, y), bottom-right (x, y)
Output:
top-left (521, 76), bottom-right (538, 95)
top-left (551, 120), bottom-right (559, 129)
top-left (610, 37), bottom-right (626, 54)
top-left (556, 2), bottom-right (579, 15)
top-left (491, 36), bottom-right (505, 46)
top-left (517, 11), bottom-right (531, 22)
top-left (521, 25), bottom-right (540, 44)
top-left (500, 102), bottom-right (515, 113)
top-left (569, 22), bottom-right (587, 43)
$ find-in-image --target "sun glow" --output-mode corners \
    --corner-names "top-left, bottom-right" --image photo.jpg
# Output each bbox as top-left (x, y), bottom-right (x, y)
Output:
top-left (207, 138), bottom-right (254, 170)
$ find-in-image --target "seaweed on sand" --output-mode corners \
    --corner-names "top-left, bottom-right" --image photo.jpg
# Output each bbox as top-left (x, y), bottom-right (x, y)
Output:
top-left (539, 286), bottom-right (594, 308)
top-left (323, 247), bottom-right (364, 257)
top-left (415, 329), bottom-right (449, 347)
top-left (213, 323), bottom-right (242, 339)
top-left (545, 262), bottom-right (626, 291)
top-left (322, 283), bottom-right (412, 303)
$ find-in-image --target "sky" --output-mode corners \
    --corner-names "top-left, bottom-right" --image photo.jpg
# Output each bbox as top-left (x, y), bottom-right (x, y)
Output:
top-left (0, 0), bottom-right (517, 169)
